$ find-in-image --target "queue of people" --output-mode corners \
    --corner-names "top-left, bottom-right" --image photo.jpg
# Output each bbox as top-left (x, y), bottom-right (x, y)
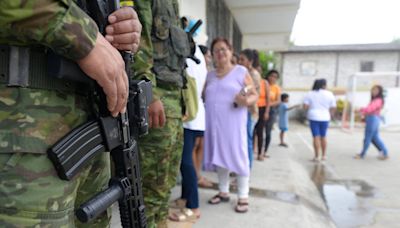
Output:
top-left (170, 35), bottom-right (292, 223)
top-left (171, 34), bottom-right (390, 224)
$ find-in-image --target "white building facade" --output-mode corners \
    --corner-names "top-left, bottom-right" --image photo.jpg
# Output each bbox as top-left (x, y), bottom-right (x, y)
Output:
top-left (281, 43), bottom-right (400, 89)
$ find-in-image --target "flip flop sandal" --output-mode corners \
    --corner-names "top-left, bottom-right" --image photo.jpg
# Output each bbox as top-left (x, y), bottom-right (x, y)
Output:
top-left (208, 194), bottom-right (230, 205)
top-left (235, 201), bottom-right (249, 213)
top-left (169, 208), bottom-right (200, 222)
top-left (377, 155), bottom-right (389, 160)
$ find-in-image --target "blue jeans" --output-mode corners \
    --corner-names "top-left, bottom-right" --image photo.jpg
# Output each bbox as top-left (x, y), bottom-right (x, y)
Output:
top-left (360, 115), bottom-right (388, 157)
top-left (181, 129), bottom-right (204, 208)
top-left (247, 112), bottom-right (257, 168)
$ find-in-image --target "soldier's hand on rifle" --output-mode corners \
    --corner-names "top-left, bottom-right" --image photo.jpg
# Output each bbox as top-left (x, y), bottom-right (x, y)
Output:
top-left (105, 7), bottom-right (142, 53)
top-left (77, 32), bottom-right (129, 117)
top-left (148, 99), bottom-right (166, 128)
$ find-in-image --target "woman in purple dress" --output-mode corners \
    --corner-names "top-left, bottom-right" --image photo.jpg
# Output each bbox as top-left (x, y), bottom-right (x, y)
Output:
top-left (203, 37), bottom-right (258, 213)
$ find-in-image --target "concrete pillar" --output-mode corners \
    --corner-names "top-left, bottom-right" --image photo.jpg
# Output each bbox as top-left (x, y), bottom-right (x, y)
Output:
top-left (206, 0), bottom-right (242, 52)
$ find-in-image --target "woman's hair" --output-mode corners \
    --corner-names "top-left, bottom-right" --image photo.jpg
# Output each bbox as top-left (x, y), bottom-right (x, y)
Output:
top-left (265, 69), bottom-right (279, 79)
top-left (252, 49), bottom-right (260, 68)
top-left (198, 45), bottom-right (208, 55)
top-left (231, 52), bottom-right (239, 64)
top-left (371, 85), bottom-right (385, 104)
top-left (240, 49), bottom-right (260, 69)
top-left (312, 79), bottom-right (327, 91)
top-left (210, 37), bottom-right (233, 54)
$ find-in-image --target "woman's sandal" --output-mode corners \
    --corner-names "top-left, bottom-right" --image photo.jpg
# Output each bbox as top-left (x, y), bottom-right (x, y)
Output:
top-left (169, 208), bottom-right (200, 222)
top-left (208, 194), bottom-right (230, 205)
top-left (377, 155), bottom-right (389, 160)
top-left (235, 201), bottom-right (249, 213)
top-left (353, 154), bottom-right (364, 160)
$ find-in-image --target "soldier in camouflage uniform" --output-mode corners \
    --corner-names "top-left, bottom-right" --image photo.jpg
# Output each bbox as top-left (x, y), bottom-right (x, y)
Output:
top-left (0, 1), bottom-right (141, 227)
top-left (132, 0), bottom-right (190, 227)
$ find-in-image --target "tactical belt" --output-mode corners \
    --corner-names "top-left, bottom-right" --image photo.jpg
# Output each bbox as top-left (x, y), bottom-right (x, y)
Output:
top-left (0, 45), bottom-right (88, 94)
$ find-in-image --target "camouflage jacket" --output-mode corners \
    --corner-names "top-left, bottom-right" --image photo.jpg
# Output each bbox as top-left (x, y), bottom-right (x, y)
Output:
top-left (0, 0), bottom-right (98, 153)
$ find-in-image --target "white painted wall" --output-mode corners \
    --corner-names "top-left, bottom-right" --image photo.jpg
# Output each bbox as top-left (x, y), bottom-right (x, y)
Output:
top-left (282, 52), bottom-right (337, 89)
top-left (282, 51), bottom-right (400, 89)
top-left (179, 0), bottom-right (208, 45)
top-left (337, 52), bottom-right (399, 87)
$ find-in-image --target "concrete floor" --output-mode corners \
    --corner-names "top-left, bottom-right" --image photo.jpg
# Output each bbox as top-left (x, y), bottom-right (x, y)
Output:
top-left (289, 124), bottom-right (400, 228)
top-left (111, 123), bottom-right (400, 228)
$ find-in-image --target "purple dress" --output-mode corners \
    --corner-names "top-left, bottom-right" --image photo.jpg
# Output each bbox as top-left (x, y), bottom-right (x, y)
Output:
top-left (203, 65), bottom-right (250, 177)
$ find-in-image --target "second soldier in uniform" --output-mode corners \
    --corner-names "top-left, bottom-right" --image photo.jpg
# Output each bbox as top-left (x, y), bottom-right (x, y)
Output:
top-left (133, 0), bottom-right (191, 227)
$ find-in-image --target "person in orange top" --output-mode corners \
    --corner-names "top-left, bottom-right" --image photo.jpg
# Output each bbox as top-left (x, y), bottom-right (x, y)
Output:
top-left (254, 71), bottom-right (270, 161)
top-left (257, 70), bottom-right (281, 160)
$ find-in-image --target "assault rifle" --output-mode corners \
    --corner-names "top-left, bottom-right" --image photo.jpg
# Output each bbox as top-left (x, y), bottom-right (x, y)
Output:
top-left (47, 1), bottom-right (148, 227)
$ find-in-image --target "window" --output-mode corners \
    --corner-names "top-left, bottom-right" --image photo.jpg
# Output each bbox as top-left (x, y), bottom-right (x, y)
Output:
top-left (300, 61), bottom-right (317, 76)
top-left (360, 61), bottom-right (374, 72)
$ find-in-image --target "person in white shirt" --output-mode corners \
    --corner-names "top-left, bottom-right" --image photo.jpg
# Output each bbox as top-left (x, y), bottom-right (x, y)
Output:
top-left (303, 79), bottom-right (336, 162)
top-left (170, 40), bottom-right (207, 221)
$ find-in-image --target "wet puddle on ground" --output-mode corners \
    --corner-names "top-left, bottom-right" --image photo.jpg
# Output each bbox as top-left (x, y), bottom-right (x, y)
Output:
top-left (204, 181), bottom-right (301, 204)
top-left (310, 163), bottom-right (378, 227)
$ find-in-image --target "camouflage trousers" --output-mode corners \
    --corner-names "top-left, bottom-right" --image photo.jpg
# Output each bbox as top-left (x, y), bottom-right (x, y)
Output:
top-left (139, 88), bottom-right (183, 228)
top-left (0, 152), bottom-right (111, 228)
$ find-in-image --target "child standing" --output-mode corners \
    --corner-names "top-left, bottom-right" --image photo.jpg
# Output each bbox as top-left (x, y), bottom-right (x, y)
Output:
top-left (278, 93), bottom-right (299, 147)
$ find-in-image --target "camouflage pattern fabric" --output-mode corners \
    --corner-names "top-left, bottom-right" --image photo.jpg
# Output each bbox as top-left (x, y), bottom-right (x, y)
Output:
top-left (0, 86), bottom-right (89, 153)
top-left (138, 88), bottom-right (183, 228)
top-left (0, 0), bottom-right (99, 154)
top-left (132, 0), bottom-right (162, 101)
top-left (0, 152), bottom-right (111, 227)
top-left (0, 0), bottom-right (98, 60)
top-left (133, 0), bottom-right (185, 227)
top-left (0, 0), bottom-right (111, 227)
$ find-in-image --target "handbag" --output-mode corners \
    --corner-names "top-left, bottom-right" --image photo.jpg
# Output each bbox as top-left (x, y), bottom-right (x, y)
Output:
top-left (182, 74), bottom-right (198, 122)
